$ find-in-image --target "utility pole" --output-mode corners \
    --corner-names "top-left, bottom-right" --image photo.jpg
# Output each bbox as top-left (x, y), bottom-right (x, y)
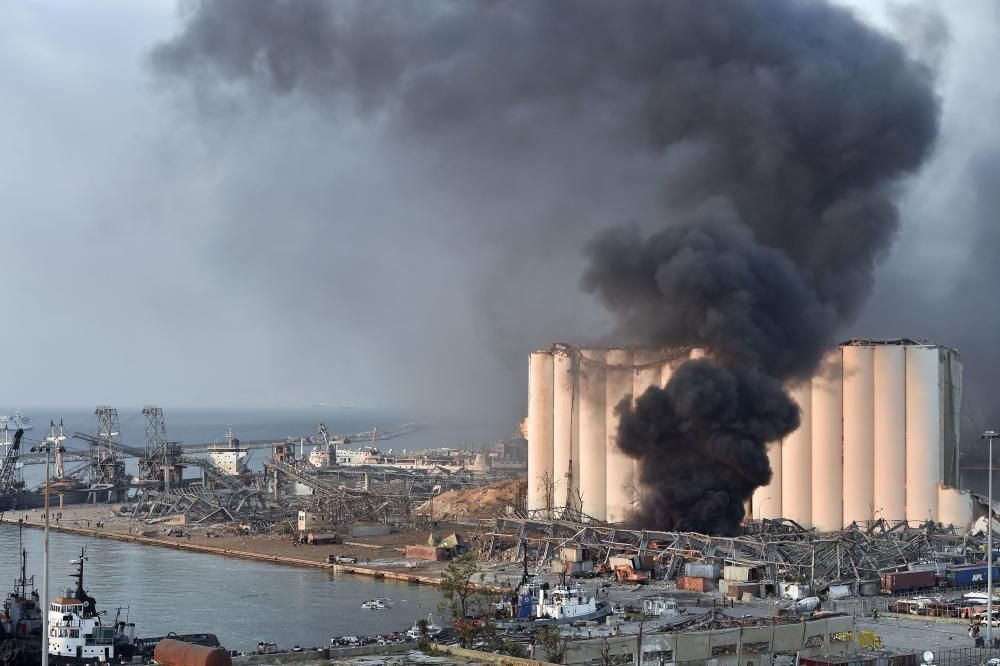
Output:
top-left (983, 430), bottom-right (998, 647)
top-left (33, 420), bottom-right (66, 666)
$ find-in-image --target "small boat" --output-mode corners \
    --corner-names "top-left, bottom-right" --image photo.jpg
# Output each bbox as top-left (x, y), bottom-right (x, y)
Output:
top-left (361, 598), bottom-right (390, 610)
top-left (405, 613), bottom-right (442, 639)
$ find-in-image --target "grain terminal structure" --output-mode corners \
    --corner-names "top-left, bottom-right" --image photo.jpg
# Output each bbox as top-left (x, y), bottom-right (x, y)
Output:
top-left (526, 339), bottom-right (975, 532)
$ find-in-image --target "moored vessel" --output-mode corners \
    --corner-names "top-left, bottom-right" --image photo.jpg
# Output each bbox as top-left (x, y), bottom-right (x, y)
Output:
top-left (405, 613), bottom-right (442, 639)
top-left (47, 550), bottom-right (139, 665)
top-left (497, 580), bottom-right (611, 629)
top-left (1, 530), bottom-right (41, 637)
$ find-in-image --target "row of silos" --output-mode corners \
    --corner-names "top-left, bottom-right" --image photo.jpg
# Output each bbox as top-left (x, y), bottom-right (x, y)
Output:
top-left (526, 344), bottom-right (697, 522)
top-left (527, 339), bottom-right (973, 533)
top-left (750, 339), bottom-right (969, 531)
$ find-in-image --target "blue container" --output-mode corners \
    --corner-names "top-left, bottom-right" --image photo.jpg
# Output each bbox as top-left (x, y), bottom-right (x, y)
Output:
top-left (948, 565), bottom-right (1000, 586)
top-left (516, 594), bottom-right (533, 618)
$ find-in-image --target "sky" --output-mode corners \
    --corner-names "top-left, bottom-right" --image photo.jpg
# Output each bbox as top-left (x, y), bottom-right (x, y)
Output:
top-left (1, 0), bottom-right (998, 445)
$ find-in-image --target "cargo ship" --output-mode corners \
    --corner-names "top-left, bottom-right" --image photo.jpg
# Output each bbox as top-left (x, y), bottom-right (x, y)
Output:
top-left (1, 428), bottom-right (127, 512)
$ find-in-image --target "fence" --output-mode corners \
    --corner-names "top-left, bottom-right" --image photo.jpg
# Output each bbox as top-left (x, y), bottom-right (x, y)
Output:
top-left (933, 645), bottom-right (1000, 666)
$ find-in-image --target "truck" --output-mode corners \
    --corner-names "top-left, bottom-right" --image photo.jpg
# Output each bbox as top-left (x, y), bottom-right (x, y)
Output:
top-left (615, 565), bottom-right (650, 584)
top-left (327, 554), bottom-right (358, 564)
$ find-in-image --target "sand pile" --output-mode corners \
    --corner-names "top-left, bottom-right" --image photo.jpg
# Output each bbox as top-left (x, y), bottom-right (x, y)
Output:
top-left (417, 479), bottom-right (526, 520)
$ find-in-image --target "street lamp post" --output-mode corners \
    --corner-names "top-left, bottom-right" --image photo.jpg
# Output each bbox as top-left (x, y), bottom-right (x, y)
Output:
top-left (984, 430), bottom-right (999, 647)
top-left (31, 420), bottom-right (67, 666)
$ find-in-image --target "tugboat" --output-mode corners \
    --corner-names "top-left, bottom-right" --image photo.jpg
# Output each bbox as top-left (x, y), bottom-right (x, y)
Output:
top-left (46, 549), bottom-right (138, 664)
top-left (497, 568), bottom-right (611, 629)
top-left (1, 530), bottom-right (41, 636)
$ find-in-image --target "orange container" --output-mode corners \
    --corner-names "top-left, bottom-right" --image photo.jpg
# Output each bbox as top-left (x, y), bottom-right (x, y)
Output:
top-left (154, 639), bottom-right (231, 666)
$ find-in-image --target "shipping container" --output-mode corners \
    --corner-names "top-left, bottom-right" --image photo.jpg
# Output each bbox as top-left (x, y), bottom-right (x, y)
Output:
top-left (723, 565), bottom-right (753, 582)
top-left (880, 570), bottom-right (936, 593)
top-left (676, 575), bottom-right (717, 592)
top-left (348, 524), bottom-right (391, 537)
top-left (684, 563), bottom-right (721, 579)
top-left (405, 545), bottom-right (449, 561)
top-left (721, 580), bottom-right (762, 598)
top-left (947, 564), bottom-right (1000, 587)
top-left (561, 547), bottom-right (585, 563)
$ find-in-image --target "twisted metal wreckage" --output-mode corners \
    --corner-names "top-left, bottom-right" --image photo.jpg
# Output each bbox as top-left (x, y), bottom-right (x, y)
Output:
top-left (471, 510), bottom-right (990, 588)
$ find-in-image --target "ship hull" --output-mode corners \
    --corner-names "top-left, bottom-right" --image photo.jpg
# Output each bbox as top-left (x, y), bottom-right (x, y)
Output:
top-left (0, 486), bottom-right (126, 512)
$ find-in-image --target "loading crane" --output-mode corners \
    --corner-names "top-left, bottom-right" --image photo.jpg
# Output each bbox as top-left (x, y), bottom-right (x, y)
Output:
top-left (0, 428), bottom-right (25, 495)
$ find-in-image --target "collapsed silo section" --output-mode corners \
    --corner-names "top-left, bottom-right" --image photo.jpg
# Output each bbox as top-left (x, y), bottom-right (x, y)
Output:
top-left (811, 350), bottom-right (844, 532)
top-left (605, 348), bottom-right (634, 524)
top-left (939, 485), bottom-right (975, 533)
top-left (873, 344), bottom-right (907, 521)
top-left (781, 381), bottom-right (812, 527)
top-left (527, 351), bottom-right (554, 514)
top-left (842, 343), bottom-right (875, 527)
top-left (552, 345), bottom-right (579, 512)
top-left (905, 345), bottom-right (941, 523)
top-left (578, 349), bottom-right (607, 520)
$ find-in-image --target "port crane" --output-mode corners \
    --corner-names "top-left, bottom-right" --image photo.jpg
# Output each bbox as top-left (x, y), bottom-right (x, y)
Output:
top-left (0, 428), bottom-right (25, 495)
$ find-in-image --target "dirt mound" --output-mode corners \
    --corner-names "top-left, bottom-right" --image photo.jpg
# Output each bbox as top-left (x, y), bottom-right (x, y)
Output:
top-left (417, 479), bottom-right (526, 520)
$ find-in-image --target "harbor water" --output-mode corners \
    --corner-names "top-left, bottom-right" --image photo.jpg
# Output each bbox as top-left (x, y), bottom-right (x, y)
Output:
top-left (0, 524), bottom-right (445, 652)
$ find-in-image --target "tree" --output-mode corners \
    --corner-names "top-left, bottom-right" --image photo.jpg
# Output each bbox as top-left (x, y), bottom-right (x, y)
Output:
top-left (536, 625), bottom-right (568, 664)
top-left (537, 471), bottom-right (556, 517)
top-left (439, 551), bottom-right (499, 648)
top-left (416, 618), bottom-right (430, 651)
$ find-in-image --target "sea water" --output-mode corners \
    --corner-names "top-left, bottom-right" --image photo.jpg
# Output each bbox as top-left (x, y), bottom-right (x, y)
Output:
top-left (0, 524), bottom-right (446, 652)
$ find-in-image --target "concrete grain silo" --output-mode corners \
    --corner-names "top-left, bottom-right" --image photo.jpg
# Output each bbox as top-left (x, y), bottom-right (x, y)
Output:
top-left (780, 382), bottom-right (812, 526)
top-left (526, 351), bottom-right (554, 513)
top-left (872, 345), bottom-right (907, 521)
top-left (905, 345), bottom-right (942, 523)
top-left (810, 351), bottom-right (844, 532)
top-left (842, 344), bottom-right (875, 526)
top-left (578, 349), bottom-right (607, 520)
top-left (551, 345), bottom-right (579, 510)
top-left (605, 348), bottom-right (634, 523)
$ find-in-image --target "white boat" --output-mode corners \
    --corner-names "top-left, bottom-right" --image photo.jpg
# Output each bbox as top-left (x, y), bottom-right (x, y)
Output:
top-left (47, 550), bottom-right (138, 664)
top-left (498, 582), bottom-right (611, 628)
top-left (361, 598), bottom-right (390, 610)
top-left (1, 412), bottom-right (31, 432)
top-left (405, 613), bottom-right (442, 639)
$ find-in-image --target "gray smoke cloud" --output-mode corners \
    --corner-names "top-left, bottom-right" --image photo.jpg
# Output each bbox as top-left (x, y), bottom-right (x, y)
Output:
top-left (152, 0), bottom-right (940, 533)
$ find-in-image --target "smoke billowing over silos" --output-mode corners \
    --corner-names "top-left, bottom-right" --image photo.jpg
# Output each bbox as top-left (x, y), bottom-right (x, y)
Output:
top-left (152, 0), bottom-right (940, 534)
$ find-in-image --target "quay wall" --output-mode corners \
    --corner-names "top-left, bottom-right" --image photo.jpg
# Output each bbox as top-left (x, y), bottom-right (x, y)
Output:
top-left (0, 517), bottom-right (447, 587)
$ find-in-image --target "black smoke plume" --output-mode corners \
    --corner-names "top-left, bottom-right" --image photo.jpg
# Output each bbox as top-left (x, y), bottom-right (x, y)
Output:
top-left (152, 0), bottom-right (940, 533)
top-left (618, 362), bottom-right (799, 534)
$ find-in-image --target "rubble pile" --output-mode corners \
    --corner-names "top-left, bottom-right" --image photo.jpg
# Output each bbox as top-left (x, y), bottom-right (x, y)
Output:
top-left (416, 479), bottom-right (526, 521)
top-left (472, 515), bottom-right (979, 592)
